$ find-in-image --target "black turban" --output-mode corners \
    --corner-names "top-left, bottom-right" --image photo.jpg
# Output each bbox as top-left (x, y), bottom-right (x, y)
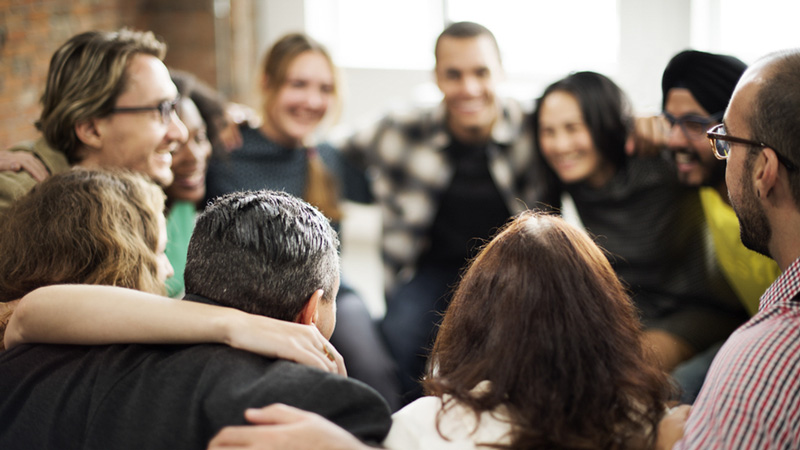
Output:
top-left (661, 50), bottom-right (747, 116)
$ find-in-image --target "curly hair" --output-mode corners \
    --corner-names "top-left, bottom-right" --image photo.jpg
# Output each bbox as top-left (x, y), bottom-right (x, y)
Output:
top-left (424, 212), bottom-right (672, 449)
top-left (0, 168), bottom-right (166, 302)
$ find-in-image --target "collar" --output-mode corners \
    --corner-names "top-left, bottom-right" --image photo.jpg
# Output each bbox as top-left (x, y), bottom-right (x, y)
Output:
top-left (759, 256), bottom-right (800, 311)
top-left (183, 293), bottom-right (223, 307)
top-left (432, 97), bottom-right (526, 150)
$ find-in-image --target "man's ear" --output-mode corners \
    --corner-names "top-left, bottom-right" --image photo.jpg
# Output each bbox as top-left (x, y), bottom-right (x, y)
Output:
top-left (295, 289), bottom-right (323, 326)
top-left (74, 119), bottom-right (103, 150)
top-left (755, 147), bottom-right (780, 200)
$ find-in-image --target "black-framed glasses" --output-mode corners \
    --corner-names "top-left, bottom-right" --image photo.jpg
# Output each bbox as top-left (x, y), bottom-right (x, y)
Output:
top-left (707, 124), bottom-right (797, 171)
top-left (110, 97), bottom-right (180, 125)
top-left (663, 111), bottom-right (722, 140)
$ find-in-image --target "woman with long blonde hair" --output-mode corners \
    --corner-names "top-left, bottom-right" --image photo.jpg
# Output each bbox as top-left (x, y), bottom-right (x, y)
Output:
top-left (205, 32), bottom-right (397, 408)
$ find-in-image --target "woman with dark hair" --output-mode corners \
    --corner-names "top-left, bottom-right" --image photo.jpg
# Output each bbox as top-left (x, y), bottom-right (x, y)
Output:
top-left (532, 72), bottom-right (745, 376)
top-left (383, 212), bottom-right (672, 449)
top-left (163, 69), bottom-right (226, 297)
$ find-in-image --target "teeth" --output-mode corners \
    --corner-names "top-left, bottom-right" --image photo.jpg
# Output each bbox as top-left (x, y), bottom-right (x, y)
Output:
top-left (675, 153), bottom-right (694, 164)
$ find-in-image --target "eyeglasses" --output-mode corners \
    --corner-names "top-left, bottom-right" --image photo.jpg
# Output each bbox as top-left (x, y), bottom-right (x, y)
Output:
top-left (707, 124), bottom-right (797, 171)
top-left (663, 111), bottom-right (722, 140)
top-left (110, 97), bottom-right (180, 125)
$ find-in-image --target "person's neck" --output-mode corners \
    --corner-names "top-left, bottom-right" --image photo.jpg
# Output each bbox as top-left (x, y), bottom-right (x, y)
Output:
top-left (768, 212), bottom-right (800, 272)
top-left (259, 122), bottom-right (303, 149)
top-left (447, 121), bottom-right (493, 146)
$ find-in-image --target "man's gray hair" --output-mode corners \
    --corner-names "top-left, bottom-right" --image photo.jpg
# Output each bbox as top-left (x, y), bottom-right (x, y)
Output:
top-left (185, 190), bottom-right (340, 321)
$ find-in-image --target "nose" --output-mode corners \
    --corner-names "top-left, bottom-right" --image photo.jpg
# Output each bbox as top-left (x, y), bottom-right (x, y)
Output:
top-left (162, 257), bottom-right (175, 281)
top-left (461, 75), bottom-right (482, 97)
top-left (550, 130), bottom-right (573, 154)
top-left (305, 87), bottom-right (326, 110)
top-left (167, 111), bottom-right (189, 144)
top-left (667, 122), bottom-right (688, 149)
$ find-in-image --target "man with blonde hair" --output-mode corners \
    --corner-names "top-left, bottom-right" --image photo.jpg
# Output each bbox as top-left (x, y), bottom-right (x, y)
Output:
top-left (0, 28), bottom-right (187, 211)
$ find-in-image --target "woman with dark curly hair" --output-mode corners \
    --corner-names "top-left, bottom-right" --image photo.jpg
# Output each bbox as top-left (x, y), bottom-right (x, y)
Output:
top-left (384, 212), bottom-right (672, 449)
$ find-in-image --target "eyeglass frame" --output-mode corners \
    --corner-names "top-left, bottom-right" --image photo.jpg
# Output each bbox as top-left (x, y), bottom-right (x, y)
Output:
top-left (110, 96), bottom-right (180, 125)
top-left (707, 123), bottom-right (797, 171)
top-left (663, 111), bottom-right (723, 140)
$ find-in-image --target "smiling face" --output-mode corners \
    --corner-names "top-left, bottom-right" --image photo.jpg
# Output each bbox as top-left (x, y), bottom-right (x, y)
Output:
top-left (665, 88), bottom-right (725, 187)
top-left (538, 90), bottom-right (614, 188)
top-left (435, 35), bottom-right (502, 144)
top-left (165, 98), bottom-right (212, 204)
top-left (261, 51), bottom-right (334, 148)
top-left (81, 53), bottom-right (188, 187)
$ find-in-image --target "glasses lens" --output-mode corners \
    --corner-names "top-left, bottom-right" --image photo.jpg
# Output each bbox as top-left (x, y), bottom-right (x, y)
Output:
top-left (683, 120), bottom-right (708, 137)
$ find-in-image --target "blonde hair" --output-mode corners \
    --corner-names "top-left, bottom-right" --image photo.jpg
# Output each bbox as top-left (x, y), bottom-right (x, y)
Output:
top-left (0, 168), bottom-right (166, 302)
top-left (36, 29), bottom-right (167, 163)
top-left (262, 33), bottom-right (343, 222)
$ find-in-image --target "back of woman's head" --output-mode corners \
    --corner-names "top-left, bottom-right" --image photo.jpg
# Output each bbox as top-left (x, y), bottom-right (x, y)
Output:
top-left (426, 212), bottom-right (670, 449)
top-left (534, 71), bottom-right (633, 175)
top-left (0, 168), bottom-right (165, 302)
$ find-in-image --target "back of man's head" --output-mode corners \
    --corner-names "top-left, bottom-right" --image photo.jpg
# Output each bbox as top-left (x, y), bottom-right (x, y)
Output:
top-left (749, 49), bottom-right (800, 208)
top-left (435, 21), bottom-right (500, 63)
top-left (184, 190), bottom-right (340, 322)
top-left (36, 29), bottom-right (166, 164)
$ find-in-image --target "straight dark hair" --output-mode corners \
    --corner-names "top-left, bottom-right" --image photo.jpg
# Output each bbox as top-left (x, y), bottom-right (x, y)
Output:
top-left (425, 212), bottom-right (671, 449)
top-left (533, 71), bottom-right (633, 183)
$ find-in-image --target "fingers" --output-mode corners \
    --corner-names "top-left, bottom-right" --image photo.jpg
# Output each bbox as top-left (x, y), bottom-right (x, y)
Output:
top-left (0, 151), bottom-right (49, 181)
top-left (327, 342), bottom-right (347, 377)
top-left (244, 403), bottom-right (313, 425)
top-left (630, 115), bottom-right (669, 157)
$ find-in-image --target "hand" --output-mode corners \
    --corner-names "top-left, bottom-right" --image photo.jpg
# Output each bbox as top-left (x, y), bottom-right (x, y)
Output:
top-left (226, 314), bottom-right (347, 376)
top-left (656, 404), bottom-right (691, 450)
top-left (0, 150), bottom-right (49, 181)
top-left (626, 115), bottom-right (670, 157)
top-left (219, 103), bottom-right (262, 152)
top-left (208, 404), bottom-right (371, 450)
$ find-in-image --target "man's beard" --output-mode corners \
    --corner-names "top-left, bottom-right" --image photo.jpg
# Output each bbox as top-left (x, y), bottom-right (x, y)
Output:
top-left (732, 169), bottom-right (772, 258)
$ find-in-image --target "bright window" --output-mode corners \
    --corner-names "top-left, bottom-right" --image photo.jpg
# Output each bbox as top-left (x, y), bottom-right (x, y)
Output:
top-left (306, 0), bottom-right (619, 75)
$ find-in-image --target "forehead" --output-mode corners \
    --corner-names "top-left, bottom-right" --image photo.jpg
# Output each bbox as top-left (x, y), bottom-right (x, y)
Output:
top-left (725, 73), bottom-right (762, 134)
top-left (664, 88), bottom-right (710, 116)
top-left (178, 98), bottom-right (204, 130)
top-left (539, 91), bottom-right (582, 122)
top-left (435, 35), bottom-right (501, 71)
top-left (120, 53), bottom-right (177, 103)
top-left (286, 51), bottom-right (333, 81)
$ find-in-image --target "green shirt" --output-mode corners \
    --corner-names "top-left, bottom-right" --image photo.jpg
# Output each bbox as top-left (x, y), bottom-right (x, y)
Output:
top-left (165, 200), bottom-right (198, 298)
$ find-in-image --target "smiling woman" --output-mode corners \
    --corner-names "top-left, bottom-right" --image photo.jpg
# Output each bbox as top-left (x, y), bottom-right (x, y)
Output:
top-left (533, 71), bottom-right (746, 379)
top-left (203, 32), bottom-right (398, 409)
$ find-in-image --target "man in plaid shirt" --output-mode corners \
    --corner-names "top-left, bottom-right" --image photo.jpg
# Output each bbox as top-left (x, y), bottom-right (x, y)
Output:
top-left (339, 22), bottom-right (552, 404)
top-left (660, 48), bottom-right (800, 449)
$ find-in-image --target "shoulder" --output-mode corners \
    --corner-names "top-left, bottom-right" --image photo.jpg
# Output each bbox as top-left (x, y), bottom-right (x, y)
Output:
top-left (343, 103), bottom-right (447, 150)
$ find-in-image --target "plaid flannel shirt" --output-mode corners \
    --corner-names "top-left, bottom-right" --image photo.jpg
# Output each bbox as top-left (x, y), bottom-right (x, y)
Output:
top-left (675, 256), bottom-right (800, 449)
top-left (339, 98), bottom-right (551, 291)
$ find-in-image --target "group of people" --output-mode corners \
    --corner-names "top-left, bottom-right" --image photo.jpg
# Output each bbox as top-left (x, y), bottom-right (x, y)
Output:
top-left (0, 18), bottom-right (797, 450)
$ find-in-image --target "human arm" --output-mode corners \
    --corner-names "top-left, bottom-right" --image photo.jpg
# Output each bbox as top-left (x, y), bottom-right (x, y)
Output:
top-left (219, 103), bottom-right (262, 152)
top-left (4, 284), bottom-right (345, 374)
top-left (0, 150), bottom-right (49, 181)
top-left (626, 115), bottom-right (670, 157)
top-left (208, 404), bottom-right (377, 450)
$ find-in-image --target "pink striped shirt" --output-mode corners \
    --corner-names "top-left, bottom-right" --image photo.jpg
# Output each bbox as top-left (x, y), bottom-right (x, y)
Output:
top-left (675, 257), bottom-right (800, 449)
